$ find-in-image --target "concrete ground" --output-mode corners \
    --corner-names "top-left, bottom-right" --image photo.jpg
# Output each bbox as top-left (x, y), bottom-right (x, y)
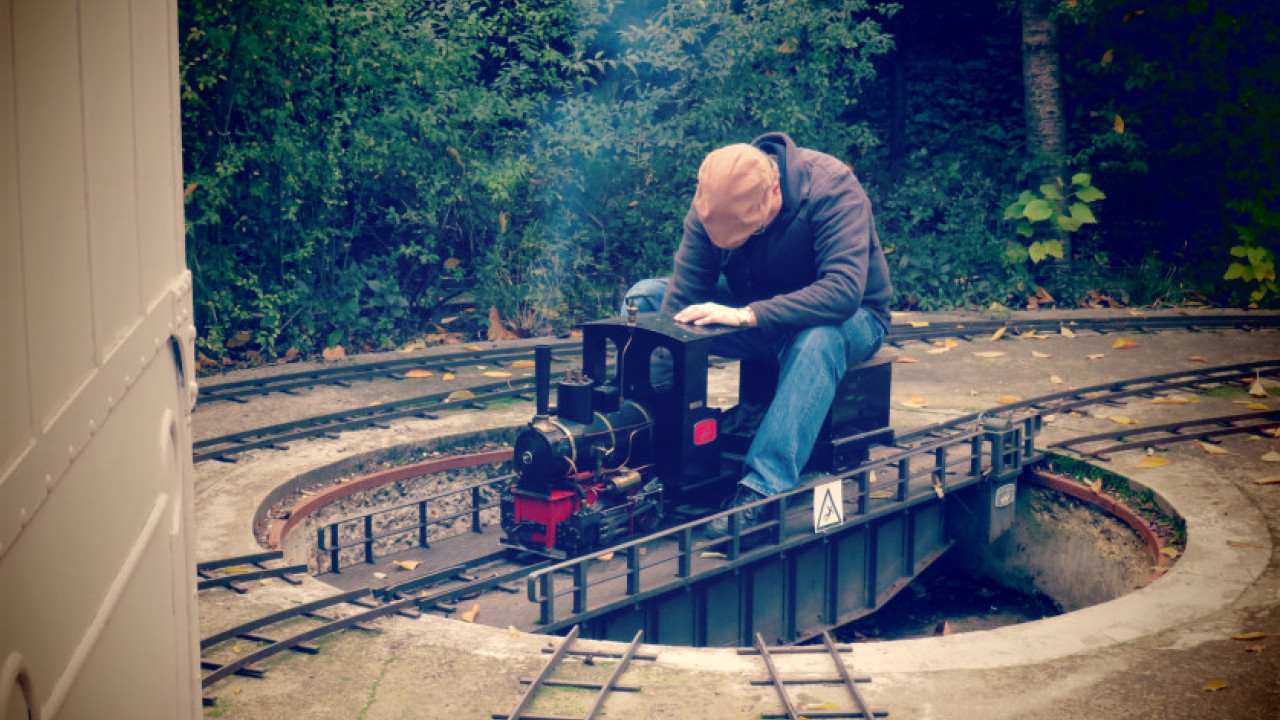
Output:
top-left (195, 309), bottom-right (1280, 719)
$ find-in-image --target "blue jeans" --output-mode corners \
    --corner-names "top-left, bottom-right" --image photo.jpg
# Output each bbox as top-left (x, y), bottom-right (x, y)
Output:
top-left (622, 278), bottom-right (886, 496)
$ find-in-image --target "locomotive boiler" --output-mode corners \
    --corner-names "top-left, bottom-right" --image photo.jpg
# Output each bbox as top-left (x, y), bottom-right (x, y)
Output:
top-left (500, 313), bottom-right (894, 557)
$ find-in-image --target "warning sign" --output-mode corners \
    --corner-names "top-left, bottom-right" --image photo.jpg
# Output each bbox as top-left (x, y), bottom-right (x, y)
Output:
top-left (813, 479), bottom-right (844, 532)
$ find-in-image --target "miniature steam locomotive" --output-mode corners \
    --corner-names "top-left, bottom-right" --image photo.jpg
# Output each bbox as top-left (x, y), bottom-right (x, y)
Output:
top-left (499, 314), bottom-right (893, 557)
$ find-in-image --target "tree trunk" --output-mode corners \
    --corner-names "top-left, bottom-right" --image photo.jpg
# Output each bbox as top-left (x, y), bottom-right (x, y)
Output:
top-left (1021, 0), bottom-right (1070, 276)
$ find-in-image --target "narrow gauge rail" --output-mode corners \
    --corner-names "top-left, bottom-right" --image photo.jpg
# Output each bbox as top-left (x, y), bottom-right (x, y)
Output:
top-left (199, 551), bottom-right (554, 700)
top-left (196, 550), bottom-right (306, 592)
top-left (193, 377), bottom-right (538, 463)
top-left (194, 314), bottom-right (1280, 406)
top-left (744, 631), bottom-right (886, 720)
top-left (1050, 409), bottom-right (1280, 458)
top-left (494, 625), bottom-right (654, 720)
top-left (196, 339), bottom-right (578, 404)
top-left (198, 356), bottom-right (1279, 694)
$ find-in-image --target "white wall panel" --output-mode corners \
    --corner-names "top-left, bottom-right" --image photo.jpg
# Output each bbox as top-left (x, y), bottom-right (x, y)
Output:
top-left (0, 0), bottom-right (34, 480)
top-left (12, 0), bottom-right (95, 428)
top-left (82, 0), bottom-right (143, 359)
top-left (132, 0), bottom-right (182, 306)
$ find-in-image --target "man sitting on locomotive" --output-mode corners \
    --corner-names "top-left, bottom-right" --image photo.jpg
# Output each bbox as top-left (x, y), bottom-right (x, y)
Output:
top-left (624, 133), bottom-right (893, 538)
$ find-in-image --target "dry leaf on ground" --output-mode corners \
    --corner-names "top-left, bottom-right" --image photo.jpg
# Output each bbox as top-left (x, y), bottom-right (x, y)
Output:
top-left (1262, 451), bottom-right (1280, 462)
top-left (1050, 375), bottom-right (1064, 384)
top-left (483, 370), bottom-right (513, 378)
top-left (1152, 395), bottom-right (1197, 405)
top-left (1202, 680), bottom-right (1228, 692)
top-left (990, 327), bottom-right (1006, 341)
top-left (1189, 356), bottom-right (1207, 362)
top-left (442, 372), bottom-right (456, 381)
top-left (1086, 353), bottom-right (1105, 360)
top-left (996, 396), bottom-right (1022, 404)
top-left (1249, 376), bottom-right (1269, 397)
top-left (903, 395), bottom-right (928, 408)
top-left (1061, 326), bottom-right (1077, 338)
top-left (393, 560), bottom-right (421, 571)
top-left (973, 351), bottom-right (1006, 358)
top-left (1109, 416), bottom-right (1138, 425)
top-left (459, 604), bottom-right (480, 623)
top-left (1254, 476), bottom-right (1280, 485)
top-left (895, 357), bottom-right (920, 363)
top-left (511, 359), bottom-right (536, 368)
top-left (1112, 338), bottom-right (1139, 349)
top-left (404, 369), bottom-right (433, 378)
top-left (446, 389), bottom-right (475, 401)
top-left (1196, 441), bottom-right (1231, 455)
top-left (1032, 350), bottom-right (1052, 359)
top-left (1231, 632), bottom-right (1268, 641)
top-left (1136, 456), bottom-right (1169, 468)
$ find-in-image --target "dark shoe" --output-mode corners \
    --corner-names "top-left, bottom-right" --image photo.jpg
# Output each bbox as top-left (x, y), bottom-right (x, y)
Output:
top-left (720, 400), bottom-right (768, 437)
top-left (704, 484), bottom-right (771, 540)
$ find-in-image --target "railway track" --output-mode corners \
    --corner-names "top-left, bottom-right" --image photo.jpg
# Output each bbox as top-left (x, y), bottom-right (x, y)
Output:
top-left (193, 317), bottom-right (1280, 465)
top-left (196, 328), bottom-right (1280, 700)
top-left (195, 313), bottom-right (1280, 407)
top-left (744, 632), bottom-right (887, 720)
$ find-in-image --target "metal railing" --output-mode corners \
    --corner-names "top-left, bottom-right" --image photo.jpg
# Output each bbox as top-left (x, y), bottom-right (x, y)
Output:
top-left (316, 473), bottom-right (514, 573)
top-left (525, 415), bottom-right (1041, 627)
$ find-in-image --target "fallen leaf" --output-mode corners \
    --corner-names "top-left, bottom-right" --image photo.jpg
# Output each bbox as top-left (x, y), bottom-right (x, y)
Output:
top-left (442, 372), bottom-right (456, 381)
top-left (373, 572), bottom-right (387, 579)
top-left (483, 371), bottom-right (513, 378)
top-left (1262, 451), bottom-right (1280, 463)
top-left (1189, 356), bottom-right (1207, 363)
top-left (446, 389), bottom-right (475, 402)
top-left (1043, 414), bottom-right (1058, 423)
top-left (1112, 338), bottom-right (1139, 349)
top-left (511, 360), bottom-right (536, 368)
top-left (990, 327), bottom-right (1006, 341)
top-left (700, 551), bottom-right (727, 559)
top-left (1253, 476), bottom-right (1280, 485)
top-left (895, 357), bottom-right (920, 363)
top-left (393, 560), bottom-right (421, 571)
top-left (909, 321), bottom-right (930, 328)
top-left (1050, 375), bottom-right (1065, 385)
top-left (1136, 456), bottom-right (1169, 468)
top-left (464, 344), bottom-right (483, 351)
top-left (1032, 351), bottom-right (1052, 359)
top-left (1109, 416), bottom-right (1138, 425)
top-left (1160, 546), bottom-right (1180, 558)
top-left (804, 701), bottom-right (840, 711)
top-left (973, 351), bottom-right (1006, 358)
top-left (1246, 403), bottom-right (1269, 411)
top-left (1152, 395), bottom-right (1197, 405)
top-left (322, 346), bottom-right (346, 361)
top-left (232, 644), bottom-right (242, 654)
top-left (1196, 441), bottom-right (1231, 455)
top-left (440, 317), bottom-right (459, 325)
top-left (932, 338), bottom-right (959, 349)
top-left (1263, 428), bottom-right (1280, 438)
top-left (404, 369), bottom-right (434, 378)
top-left (925, 347), bottom-right (952, 355)
top-left (1202, 680), bottom-right (1227, 692)
top-left (1061, 326), bottom-right (1077, 338)
top-left (1226, 540), bottom-right (1262, 549)
top-left (903, 395), bottom-right (928, 408)
top-left (1088, 478), bottom-right (1103, 493)
top-left (596, 552), bottom-right (615, 562)
top-left (1086, 353), bottom-right (1105, 360)
top-left (1231, 632), bottom-right (1267, 641)
top-left (459, 604), bottom-right (480, 623)
top-left (1249, 376), bottom-right (1268, 397)
top-left (869, 490), bottom-right (895, 499)
top-left (995, 396), bottom-right (1022, 404)
top-left (509, 625), bottom-right (521, 639)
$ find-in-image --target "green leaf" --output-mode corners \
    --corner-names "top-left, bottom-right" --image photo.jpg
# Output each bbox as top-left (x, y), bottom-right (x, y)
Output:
top-left (1017, 190), bottom-right (1037, 204)
top-left (1042, 239), bottom-right (1064, 259)
top-left (1075, 185), bottom-right (1106, 203)
top-left (1003, 200), bottom-right (1027, 221)
top-left (1023, 199), bottom-right (1054, 221)
top-left (1040, 183), bottom-right (1064, 200)
top-left (327, 328), bottom-right (345, 347)
top-left (1056, 215), bottom-right (1084, 232)
top-left (1069, 202), bottom-right (1098, 224)
top-left (1229, 245), bottom-right (1250, 258)
top-left (1029, 241), bottom-right (1047, 263)
top-left (1071, 172), bottom-right (1092, 187)
top-left (1017, 219), bottom-right (1035, 238)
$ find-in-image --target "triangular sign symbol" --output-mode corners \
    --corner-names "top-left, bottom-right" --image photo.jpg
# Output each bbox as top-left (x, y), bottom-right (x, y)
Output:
top-left (815, 483), bottom-right (843, 531)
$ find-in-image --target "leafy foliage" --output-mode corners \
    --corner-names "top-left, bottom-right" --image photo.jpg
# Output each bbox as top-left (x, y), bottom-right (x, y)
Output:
top-left (1003, 173), bottom-right (1105, 264)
